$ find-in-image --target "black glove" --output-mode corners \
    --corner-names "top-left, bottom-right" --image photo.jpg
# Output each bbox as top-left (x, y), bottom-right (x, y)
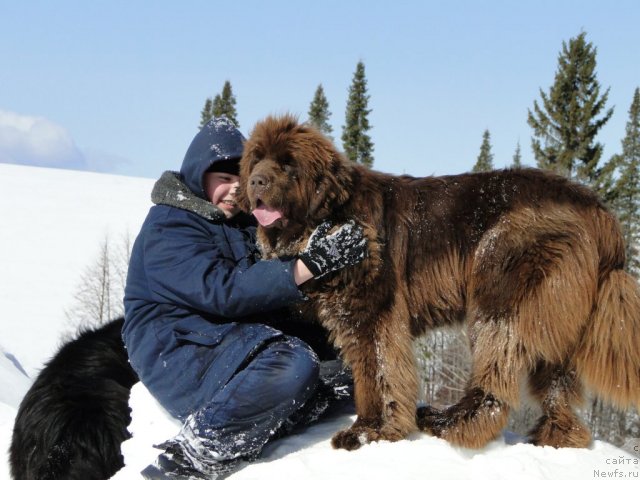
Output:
top-left (299, 220), bottom-right (367, 278)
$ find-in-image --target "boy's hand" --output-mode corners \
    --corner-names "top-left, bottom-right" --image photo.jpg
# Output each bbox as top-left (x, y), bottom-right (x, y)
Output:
top-left (299, 220), bottom-right (368, 278)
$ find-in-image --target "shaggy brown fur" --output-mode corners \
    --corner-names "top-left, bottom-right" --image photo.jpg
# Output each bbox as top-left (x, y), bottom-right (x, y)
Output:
top-left (236, 114), bottom-right (640, 451)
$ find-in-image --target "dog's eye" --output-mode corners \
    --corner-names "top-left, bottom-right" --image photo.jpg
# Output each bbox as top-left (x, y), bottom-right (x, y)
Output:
top-left (250, 157), bottom-right (260, 169)
top-left (283, 164), bottom-right (296, 176)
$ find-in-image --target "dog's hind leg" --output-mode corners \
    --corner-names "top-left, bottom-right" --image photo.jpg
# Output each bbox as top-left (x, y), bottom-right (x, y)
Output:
top-left (418, 207), bottom-right (599, 449)
top-left (526, 360), bottom-right (591, 448)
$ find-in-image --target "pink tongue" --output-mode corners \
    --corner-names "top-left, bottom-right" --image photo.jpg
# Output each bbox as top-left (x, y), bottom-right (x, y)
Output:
top-left (252, 204), bottom-right (283, 226)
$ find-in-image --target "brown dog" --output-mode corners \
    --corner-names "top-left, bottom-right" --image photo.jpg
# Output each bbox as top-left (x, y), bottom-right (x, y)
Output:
top-left (237, 114), bottom-right (640, 451)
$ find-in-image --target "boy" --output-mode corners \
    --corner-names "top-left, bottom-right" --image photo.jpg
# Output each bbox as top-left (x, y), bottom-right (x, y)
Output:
top-left (123, 117), bottom-right (366, 478)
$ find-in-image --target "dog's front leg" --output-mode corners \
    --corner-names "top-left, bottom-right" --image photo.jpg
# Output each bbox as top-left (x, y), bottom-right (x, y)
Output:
top-left (330, 342), bottom-right (383, 450)
top-left (417, 319), bottom-right (516, 448)
top-left (331, 314), bottom-right (418, 450)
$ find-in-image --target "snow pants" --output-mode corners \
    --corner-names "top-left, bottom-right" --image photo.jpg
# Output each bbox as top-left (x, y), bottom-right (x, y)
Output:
top-left (173, 334), bottom-right (320, 464)
top-left (127, 319), bottom-right (321, 468)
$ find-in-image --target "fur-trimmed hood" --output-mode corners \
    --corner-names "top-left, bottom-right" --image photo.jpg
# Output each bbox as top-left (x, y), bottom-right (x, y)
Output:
top-left (151, 171), bottom-right (227, 222)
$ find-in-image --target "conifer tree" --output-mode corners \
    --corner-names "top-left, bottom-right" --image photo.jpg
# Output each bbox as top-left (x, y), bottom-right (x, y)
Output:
top-left (199, 81), bottom-right (239, 129)
top-left (199, 97), bottom-right (214, 129)
top-left (611, 88), bottom-right (640, 277)
top-left (527, 32), bottom-right (613, 184)
top-left (212, 81), bottom-right (239, 127)
top-left (211, 94), bottom-right (222, 119)
top-left (472, 130), bottom-right (494, 172)
top-left (512, 142), bottom-right (522, 168)
top-left (342, 61), bottom-right (374, 167)
top-left (308, 84), bottom-right (333, 140)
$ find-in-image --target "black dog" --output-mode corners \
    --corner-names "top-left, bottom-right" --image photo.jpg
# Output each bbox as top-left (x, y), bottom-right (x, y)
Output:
top-left (9, 314), bottom-right (339, 480)
top-left (10, 318), bottom-right (138, 480)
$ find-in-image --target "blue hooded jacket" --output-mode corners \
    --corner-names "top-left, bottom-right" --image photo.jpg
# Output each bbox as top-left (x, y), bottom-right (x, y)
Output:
top-left (122, 118), bottom-right (307, 418)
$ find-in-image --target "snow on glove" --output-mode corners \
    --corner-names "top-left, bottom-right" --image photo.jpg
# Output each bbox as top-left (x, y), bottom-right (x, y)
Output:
top-left (299, 220), bottom-right (368, 278)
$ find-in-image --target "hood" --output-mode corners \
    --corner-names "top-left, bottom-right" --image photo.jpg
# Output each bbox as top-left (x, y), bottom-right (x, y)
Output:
top-left (180, 117), bottom-right (245, 199)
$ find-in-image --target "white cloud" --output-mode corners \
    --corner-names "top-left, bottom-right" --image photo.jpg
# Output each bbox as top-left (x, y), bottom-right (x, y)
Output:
top-left (0, 110), bottom-right (86, 169)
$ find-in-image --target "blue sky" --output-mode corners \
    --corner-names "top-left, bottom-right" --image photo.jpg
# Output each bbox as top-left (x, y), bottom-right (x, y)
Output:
top-left (1, 1), bottom-right (639, 179)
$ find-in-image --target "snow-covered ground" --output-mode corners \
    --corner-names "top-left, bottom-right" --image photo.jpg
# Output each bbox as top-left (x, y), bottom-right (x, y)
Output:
top-left (1, 163), bottom-right (638, 479)
top-left (115, 383), bottom-right (640, 480)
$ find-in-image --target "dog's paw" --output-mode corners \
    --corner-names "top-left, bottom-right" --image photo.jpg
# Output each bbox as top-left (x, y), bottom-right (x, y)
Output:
top-left (331, 424), bottom-right (405, 450)
top-left (416, 395), bottom-right (509, 449)
top-left (331, 427), bottom-right (370, 450)
top-left (528, 415), bottom-right (592, 449)
top-left (416, 405), bottom-right (450, 437)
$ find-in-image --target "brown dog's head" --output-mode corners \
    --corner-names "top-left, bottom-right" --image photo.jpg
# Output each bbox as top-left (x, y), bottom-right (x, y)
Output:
top-left (237, 114), bottom-right (354, 231)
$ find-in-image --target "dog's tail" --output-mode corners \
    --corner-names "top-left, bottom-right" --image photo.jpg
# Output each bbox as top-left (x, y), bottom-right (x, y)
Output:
top-left (573, 266), bottom-right (640, 410)
top-left (9, 318), bottom-right (138, 480)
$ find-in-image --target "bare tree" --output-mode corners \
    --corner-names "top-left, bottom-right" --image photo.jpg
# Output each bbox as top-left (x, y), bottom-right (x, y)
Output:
top-left (63, 232), bottom-right (132, 337)
top-left (416, 329), bottom-right (470, 407)
top-left (583, 397), bottom-right (640, 446)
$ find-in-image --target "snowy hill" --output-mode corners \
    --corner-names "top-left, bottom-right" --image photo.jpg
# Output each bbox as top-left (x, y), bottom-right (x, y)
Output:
top-left (1, 162), bottom-right (638, 479)
top-left (0, 163), bottom-right (153, 376)
top-left (0, 163), bottom-right (154, 479)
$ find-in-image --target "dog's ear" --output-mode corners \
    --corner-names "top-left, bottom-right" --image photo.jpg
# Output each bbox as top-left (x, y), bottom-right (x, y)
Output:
top-left (236, 142), bottom-right (258, 213)
top-left (308, 154), bottom-right (354, 220)
top-left (235, 181), bottom-right (250, 213)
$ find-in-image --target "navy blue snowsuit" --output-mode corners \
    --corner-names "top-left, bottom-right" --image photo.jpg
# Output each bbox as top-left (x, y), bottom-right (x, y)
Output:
top-left (122, 118), bottom-right (325, 463)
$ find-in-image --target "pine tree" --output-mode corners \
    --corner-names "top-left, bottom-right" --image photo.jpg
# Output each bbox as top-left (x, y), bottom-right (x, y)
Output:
top-left (611, 88), bottom-right (640, 278)
top-left (211, 93), bottom-right (223, 120)
top-left (512, 142), bottom-right (523, 168)
top-left (472, 130), bottom-right (494, 172)
top-left (308, 84), bottom-right (333, 140)
top-left (527, 32), bottom-right (613, 184)
top-left (212, 81), bottom-right (239, 127)
top-left (342, 61), bottom-right (374, 167)
top-left (199, 97), bottom-right (214, 128)
top-left (199, 81), bottom-right (239, 129)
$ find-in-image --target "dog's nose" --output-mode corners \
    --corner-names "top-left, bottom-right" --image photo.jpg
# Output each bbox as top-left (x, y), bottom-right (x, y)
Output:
top-left (250, 174), bottom-right (269, 188)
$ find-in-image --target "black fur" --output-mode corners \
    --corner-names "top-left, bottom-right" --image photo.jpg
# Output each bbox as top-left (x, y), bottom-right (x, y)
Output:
top-left (9, 318), bottom-right (138, 480)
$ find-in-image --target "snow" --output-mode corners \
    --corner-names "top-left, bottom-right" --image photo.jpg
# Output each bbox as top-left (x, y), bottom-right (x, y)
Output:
top-left (116, 384), bottom-right (640, 480)
top-left (0, 162), bottom-right (639, 480)
top-left (0, 349), bottom-right (29, 410)
top-left (0, 162), bottom-right (153, 375)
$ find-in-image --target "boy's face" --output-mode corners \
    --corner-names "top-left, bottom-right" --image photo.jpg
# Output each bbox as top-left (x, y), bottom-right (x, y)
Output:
top-left (203, 171), bottom-right (241, 218)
